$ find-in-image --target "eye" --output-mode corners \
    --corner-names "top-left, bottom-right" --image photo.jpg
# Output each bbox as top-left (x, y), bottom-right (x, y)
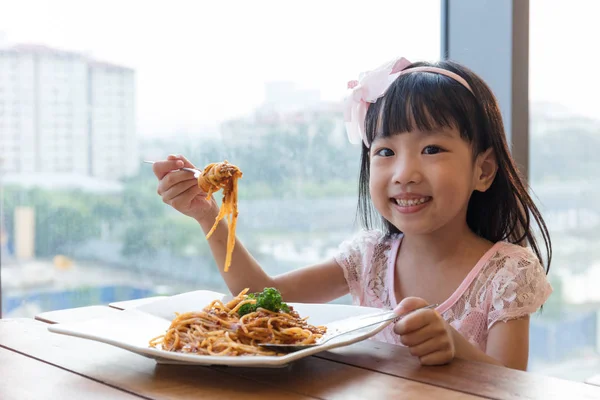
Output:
top-left (374, 148), bottom-right (395, 157)
top-left (422, 145), bottom-right (445, 155)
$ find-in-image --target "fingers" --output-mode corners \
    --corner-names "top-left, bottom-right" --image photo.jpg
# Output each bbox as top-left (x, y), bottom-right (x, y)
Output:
top-left (175, 154), bottom-right (197, 169)
top-left (152, 154), bottom-right (198, 180)
top-left (394, 296), bottom-right (430, 316)
top-left (152, 154), bottom-right (209, 219)
top-left (406, 336), bottom-right (452, 359)
top-left (157, 169), bottom-right (197, 195)
top-left (153, 157), bottom-right (184, 180)
top-left (156, 154), bottom-right (199, 195)
top-left (392, 300), bottom-right (456, 366)
top-left (394, 308), bottom-right (438, 336)
top-left (396, 321), bottom-right (445, 347)
top-left (417, 348), bottom-right (455, 366)
top-left (167, 184), bottom-right (204, 211)
top-left (160, 178), bottom-right (199, 203)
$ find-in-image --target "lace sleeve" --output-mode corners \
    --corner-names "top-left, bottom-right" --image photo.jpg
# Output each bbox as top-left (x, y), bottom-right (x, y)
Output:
top-left (333, 230), bottom-right (385, 304)
top-left (486, 247), bottom-right (553, 329)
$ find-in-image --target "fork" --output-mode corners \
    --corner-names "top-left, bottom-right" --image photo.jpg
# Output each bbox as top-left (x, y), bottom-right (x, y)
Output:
top-left (259, 303), bottom-right (438, 352)
top-left (143, 160), bottom-right (201, 179)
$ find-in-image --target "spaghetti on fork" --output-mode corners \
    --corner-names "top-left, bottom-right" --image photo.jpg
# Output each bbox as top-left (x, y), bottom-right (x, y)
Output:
top-left (197, 161), bottom-right (243, 272)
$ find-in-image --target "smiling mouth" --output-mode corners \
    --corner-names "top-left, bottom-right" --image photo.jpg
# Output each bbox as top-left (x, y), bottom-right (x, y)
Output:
top-left (391, 197), bottom-right (432, 207)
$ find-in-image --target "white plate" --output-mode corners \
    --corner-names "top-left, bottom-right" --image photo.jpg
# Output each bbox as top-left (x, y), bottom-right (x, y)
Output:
top-left (48, 290), bottom-right (391, 367)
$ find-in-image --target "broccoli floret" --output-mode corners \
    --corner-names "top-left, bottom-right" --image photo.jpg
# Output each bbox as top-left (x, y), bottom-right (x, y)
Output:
top-left (237, 303), bottom-right (256, 316)
top-left (280, 303), bottom-right (290, 313)
top-left (237, 293), bottom-right (257, 316)
top-left (237, 288), bottom-right (290, 315)
top-left (256, 287), bottom-right (282, 311)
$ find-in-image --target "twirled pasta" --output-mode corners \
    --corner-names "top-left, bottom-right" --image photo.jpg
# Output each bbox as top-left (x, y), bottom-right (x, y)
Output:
top-left (197, 161), bottom-right (242, 272)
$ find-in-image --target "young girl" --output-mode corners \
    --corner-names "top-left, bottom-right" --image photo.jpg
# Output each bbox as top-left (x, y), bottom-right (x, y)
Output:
top-left (152, 56), bottom-right (552, 371)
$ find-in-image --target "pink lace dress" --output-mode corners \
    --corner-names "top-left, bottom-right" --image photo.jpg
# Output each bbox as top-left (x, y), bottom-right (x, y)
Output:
top-left (334, 230), bottom-right (553, 351)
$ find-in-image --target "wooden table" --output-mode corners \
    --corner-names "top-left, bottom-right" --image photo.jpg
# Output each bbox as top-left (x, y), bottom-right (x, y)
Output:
top-left (1, 301), bottom-right (599, 400)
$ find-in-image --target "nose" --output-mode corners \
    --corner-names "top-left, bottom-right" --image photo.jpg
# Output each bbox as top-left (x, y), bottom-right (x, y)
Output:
top-left (391, 154), bottom-right (422, 185)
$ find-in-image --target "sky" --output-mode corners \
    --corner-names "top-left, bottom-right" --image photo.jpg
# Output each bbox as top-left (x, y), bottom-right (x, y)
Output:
top-left (0, 0), bottom-right (598, 137)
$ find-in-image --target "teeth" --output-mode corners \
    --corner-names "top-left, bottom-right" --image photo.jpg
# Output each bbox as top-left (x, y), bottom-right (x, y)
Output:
top-left (394, 197), bottom-right (430, 207)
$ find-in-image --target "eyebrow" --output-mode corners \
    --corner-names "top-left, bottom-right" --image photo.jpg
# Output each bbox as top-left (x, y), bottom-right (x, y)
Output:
top-left (375, 129), bottom-right (457, 140)
top-left (421, 129), bottom-right (456, 138)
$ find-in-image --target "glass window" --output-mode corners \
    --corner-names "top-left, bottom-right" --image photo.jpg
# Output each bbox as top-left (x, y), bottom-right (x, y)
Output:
top-left (1, 1), bottom-right (440, 316)
top-left (529, 0), bottom-right (600, 381)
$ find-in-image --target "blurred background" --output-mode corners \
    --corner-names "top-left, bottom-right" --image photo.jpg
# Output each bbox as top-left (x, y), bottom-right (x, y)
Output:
top-left (1, 0), bottom-right (598, 381)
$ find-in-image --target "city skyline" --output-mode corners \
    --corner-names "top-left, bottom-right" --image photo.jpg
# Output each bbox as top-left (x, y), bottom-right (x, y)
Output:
top-left (1, 0), bottom-right (598, 138)
top-left (0, 0), bottom-right (441, 137)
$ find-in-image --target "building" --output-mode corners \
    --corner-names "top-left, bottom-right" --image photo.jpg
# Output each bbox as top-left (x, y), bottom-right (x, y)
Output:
top-left (0, 44), bottom-right (137, 180)
top-left (220, 81), bottom-right (345, 146)
top-left (88, 60), bottom-right (137, 178)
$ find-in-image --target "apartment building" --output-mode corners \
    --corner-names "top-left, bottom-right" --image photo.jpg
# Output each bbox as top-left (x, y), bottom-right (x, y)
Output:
top-left (0, 44), bottom-right (136, 180)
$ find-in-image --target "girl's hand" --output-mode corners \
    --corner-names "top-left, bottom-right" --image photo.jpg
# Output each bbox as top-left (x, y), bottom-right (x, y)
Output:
top-left (393, 297), bottom-right (456, 366)
top-left (153, 155), bottom-right (218, 222)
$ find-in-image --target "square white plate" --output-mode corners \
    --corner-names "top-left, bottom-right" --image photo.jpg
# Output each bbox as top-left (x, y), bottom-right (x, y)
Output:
top-left (48, 290), bottom-right (392, 367)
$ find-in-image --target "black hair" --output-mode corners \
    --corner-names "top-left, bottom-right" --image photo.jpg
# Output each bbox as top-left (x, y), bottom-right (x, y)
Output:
top-left (356, 60), bottom-right (551, 273)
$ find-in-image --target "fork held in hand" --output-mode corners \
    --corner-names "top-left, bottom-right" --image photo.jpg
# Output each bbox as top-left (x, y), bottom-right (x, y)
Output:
top-left (259, 303), bottom-right (438, 352)
top-left (143, 160), bottom-right (202, 179)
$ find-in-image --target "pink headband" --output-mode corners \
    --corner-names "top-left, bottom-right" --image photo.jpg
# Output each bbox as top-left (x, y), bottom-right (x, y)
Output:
top-left (343, 57), bottom-right (474, 148)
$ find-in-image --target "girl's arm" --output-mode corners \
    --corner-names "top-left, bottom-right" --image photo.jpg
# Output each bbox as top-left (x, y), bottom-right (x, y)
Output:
top-left (453, 316), bottom-right (530, 370)
top-left (199, 213), bottom-right (349, 303)
top-left (154, 155), bottom-right (349, 304)
top-left (395, 297), bottom-right (530, 370)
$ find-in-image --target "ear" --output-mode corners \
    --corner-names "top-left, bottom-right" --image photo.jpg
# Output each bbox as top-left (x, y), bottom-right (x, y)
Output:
top-left (474, 147), bottom-right (497, 192)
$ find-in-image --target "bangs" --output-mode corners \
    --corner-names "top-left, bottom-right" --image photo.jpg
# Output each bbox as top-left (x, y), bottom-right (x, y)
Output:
top-left (365, 71), bottom-right (480, 145)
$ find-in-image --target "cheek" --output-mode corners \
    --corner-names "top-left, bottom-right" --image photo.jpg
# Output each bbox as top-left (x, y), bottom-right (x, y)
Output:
top-left (369, 170), bottom-right (388, 205)
top-left (368, 173), bottom-right (380, 197)
top-left (431, 162), bottom-right (472, 192)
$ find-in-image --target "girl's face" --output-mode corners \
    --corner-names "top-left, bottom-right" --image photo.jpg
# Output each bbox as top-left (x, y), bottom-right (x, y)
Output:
top-left (369, 127), bottom-right (496, 236)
